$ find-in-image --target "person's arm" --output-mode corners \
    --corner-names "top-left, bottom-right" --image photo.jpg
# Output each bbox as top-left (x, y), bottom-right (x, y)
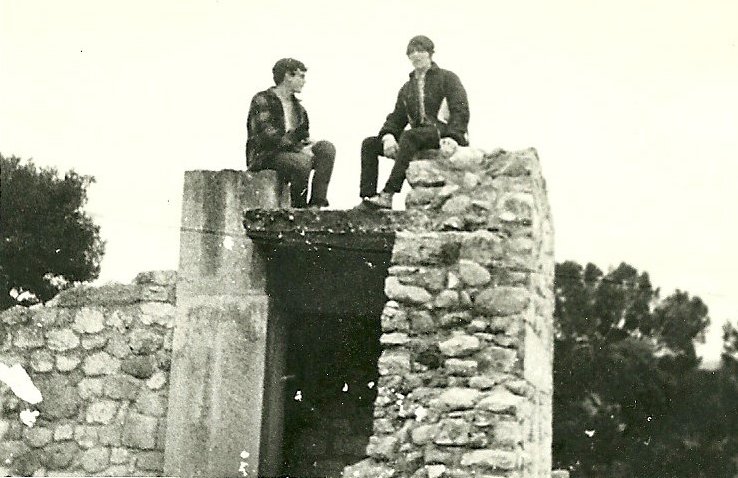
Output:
top-left (378, 87), bottom-right (409, 141)
top-left (443, 71), bottom-right (470, 145)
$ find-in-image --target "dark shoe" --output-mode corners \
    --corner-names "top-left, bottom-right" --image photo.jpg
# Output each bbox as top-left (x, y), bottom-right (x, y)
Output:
top-left (308, 198), bottom-right (329, 209)
top-left (363, 192), bottom-right (393, 209)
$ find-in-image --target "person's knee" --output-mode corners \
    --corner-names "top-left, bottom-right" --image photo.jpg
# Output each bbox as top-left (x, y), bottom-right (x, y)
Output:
top-left (312, 140), bottom-right (336, 161)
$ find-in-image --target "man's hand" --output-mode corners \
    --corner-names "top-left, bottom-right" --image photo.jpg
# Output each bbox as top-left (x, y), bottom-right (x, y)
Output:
top-left (439, 137), bottom-right (458, 158)
top-left (382, 134), bottom-right (399, 159)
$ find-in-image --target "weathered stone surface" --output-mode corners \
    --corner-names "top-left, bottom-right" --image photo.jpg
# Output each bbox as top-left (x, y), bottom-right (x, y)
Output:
top-left (478, 346), bottom-right (519, 373)
top-left (393, 233), bottom-right (460, 266)
top-left (134, 390), bottom-right (167, 417)
top-left (380, 332), bottom-right (410, 346)
top-left (74, 425), bottom-right (98, 449)
top-left (86, 400), bottom-right (118, 424)
top-left (445, 358), bottom-right (478, 376)
top-left (407, 160), bottom-right (446, 187)
top-left (136, 450), bottom-right (164, 471)
top-left (13, 327), bottom-right (44, 349)
top-left (342, 458), bottom-right (395, 478)
top-left (128, 328), bottom-right (164, 355)
top-left (77, 377), bottom-right (104, 400)
top-left (441, 195), bottom-right (472, 215)
top-left (410, 424), bottom-right (435, 445)
top-left (105, 334), bottom-right (131, 358)
top-left (459, 231), bottom-right (504, 265)
top-left (475, 287), bottom-right (530, 316)
top-left (82, 351), bottom-right (120, 376)
top-left (30, 349), bottom-right (54, 372)
top-left (138, 303), bottom-right (176, 328)
top-left (434, 290), bottom-right (459, 308)
top-left (460, 449), bottom-right (517, 469)
top-left (366, 435), bottom-right (399, 460)
top-left (145, 371), bottom-right (167, 390)
top-left (81, 334), bottom-right (109, 350)
top-left (56, 354), bottom-right (81, 372)
top-left (438, 388), bottom-right (482, 410)
top-left (434, 419), bottom-right (472, 445)
top-left (53, 424), bottom-right (75, 441)
top-left (73, 308), bottom-right (106, 334)
top-left (385, 277), bottom-right (432, 305)
top-left (46, 329), bottom-right (80, 352)
top-left (44, 441), bottom-right (79, 469)
top-left (110, 447), bottom-right (129, 464)
top-left (122, 413), bottom-right (157, 449)
top-left (477, 389), bottom-right (523, 414)
top-left (492, 419), bottom-right (522, 446)
top-left (457, 260), bottom-right (491, 286)
top-left (380, 301), bottom-right (409, 332)
top-left (377, 350), bottom-right (411, 376)
top-left (439, 335), bottom-right (480, 357)
top-left (409, 310), bottom-right (435, 333)
top-left (36, 374), bottom-right (79, 419)
top-left (24, 427), bottom-right (53, 448)
top-left (80, 447), bottom-right (110, 473)
top-left (120, 356), bottom-right (155, 379)
top-left (98, 425), bottom-right (122, 446)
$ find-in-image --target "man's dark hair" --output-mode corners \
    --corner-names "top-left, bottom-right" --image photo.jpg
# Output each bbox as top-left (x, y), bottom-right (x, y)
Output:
top-left (406, 35), bottom-right (435, 55)
top-left (272, 58), bottom-right (307, 85)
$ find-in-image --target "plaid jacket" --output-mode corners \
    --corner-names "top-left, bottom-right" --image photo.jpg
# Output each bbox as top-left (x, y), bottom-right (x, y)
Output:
top-left (379, 62), bottom-right (470, 146)
top-left (245, 87), bottom-right (310, 170)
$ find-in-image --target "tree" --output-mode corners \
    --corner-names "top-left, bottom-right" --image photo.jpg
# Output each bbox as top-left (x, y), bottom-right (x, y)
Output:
top-left (551, 260), bottom-right (732, 477)
top-left (0, 154), bottom-right (105, 309)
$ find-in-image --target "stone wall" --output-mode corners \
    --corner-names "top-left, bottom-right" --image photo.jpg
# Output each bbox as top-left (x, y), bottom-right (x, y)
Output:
top-left (0, 271), bottom-right (176, 477)
top-left (343, 147), bottom-right (555, 478)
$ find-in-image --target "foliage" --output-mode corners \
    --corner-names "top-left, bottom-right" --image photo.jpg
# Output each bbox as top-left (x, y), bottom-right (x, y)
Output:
top-left (0, 154), bottom-right (104, 309)
top-left (552, 260), bottom-right (736, 477)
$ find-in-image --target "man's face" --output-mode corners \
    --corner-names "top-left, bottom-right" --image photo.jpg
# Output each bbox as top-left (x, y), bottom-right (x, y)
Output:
top-left (407, 48), bottom-right (432, 70)
top-left (284, 69), bottom-right (306, 93)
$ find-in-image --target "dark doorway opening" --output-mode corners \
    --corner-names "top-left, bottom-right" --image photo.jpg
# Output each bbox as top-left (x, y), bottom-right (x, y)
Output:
top-left (256, 240), bottom-right (392, 477)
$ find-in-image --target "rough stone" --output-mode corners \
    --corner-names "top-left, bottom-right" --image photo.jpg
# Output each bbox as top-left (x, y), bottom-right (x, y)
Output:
top-left (475, 287), bottom-right (530, 316)
top-left (46, 329), bottom-right (80, 352)
top-left (460, 449), bottom-right (517, 469)
top-left (409, 310), bottom-right (435, 333)
top-left (81, 334), bottom-right (109, 350)
top-left (74, 425), bottom-right (98, 449)
top-left (438, 388), bottom-right (482, 410)
top-left (77, 377), bottom-right (104, 400)
top-left (128, 328), bottom-right (164, 355)
top-left (86, 400), bottom-right (118, 424)
top-left (342, 458), bottom-right (395, 478)
top-left (24, 427), bottom-right (53, 448)
top-left (477, 389), bottom-right (523, 414)
top-left (53, 423), bottom-right (75, 441)
top-left (380, 332), bottom-right (410, 346)
top-left (138, 303), bottom-right (176, 328)
top-left (36, 374), bottom-right (80, 419)
top-left (55, 354), bottom-right (81, 372)
top-left (136, 451), bottom-right (164, 471)
top-left (120, 356), bottom-right (155, 379)
top-left (380, 302), bottom-right (409, 332)
top-left (393, 233), bottom-right (460, 266)
top-left (30, 349), bottom-right (54, 372)
top-left (72, 308), bottom-right (106, 334)
top-left (98, 425), bottom-right (122, 446)
top-left (43, 441), bottom-right (79, 469)
top-left (410, 424), bottom-right (435, 445)
top-left (434, 290), bottom-right (459, 308)
top-left (110, 447), bottom-right (129, 464)
top-left (13, 327), bottom-right (44, 349)
top-left (366, 435), bottom-right (399, 460)
top-left (478, 346), bottom-right (519, 373)
top-left (145, 371), bottom-right (167, 390)
top-left (82, 351), bottom-right (120, 376)
top-left (406, 160), bottom-right (446, 187)
top-left (457, 260), bottom-right (491, 286)
top-left (445, 358), bottom-right (478, 376)
top-left (434, 419), bottom-right (472, 446)
top-left (438, 335), bottom-right (480, 357)
top-left (134, 390), bottom-right (167, 417)
top-left (377, 350), bottom-right (411, 376)
top-left (439, 311), bottom-right (472, 328)
top-left (385, 277), bottom-right (432, 305)
top-left (122, 413), bottom-right (157, 450)
top-left (80, 447), bottom-right (110, 473)
top-left (105, 334), bottom-right (132, 358)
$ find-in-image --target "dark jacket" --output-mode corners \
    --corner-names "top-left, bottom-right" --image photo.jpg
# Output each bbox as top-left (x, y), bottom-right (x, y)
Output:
top-left (245, 87), bottom-right (310, 171)
top-left (379, 62), bottom-right (470, 146)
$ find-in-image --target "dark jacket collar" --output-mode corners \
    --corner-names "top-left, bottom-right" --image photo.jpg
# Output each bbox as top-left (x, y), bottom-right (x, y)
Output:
top-left (266, 86), bottom-right (302, 103)
top-left (409, 61), bottom-right (440, 79)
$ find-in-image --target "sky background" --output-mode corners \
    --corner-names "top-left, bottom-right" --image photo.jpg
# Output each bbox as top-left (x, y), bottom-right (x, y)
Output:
top-left (2, 0), bottom-right (737, 363)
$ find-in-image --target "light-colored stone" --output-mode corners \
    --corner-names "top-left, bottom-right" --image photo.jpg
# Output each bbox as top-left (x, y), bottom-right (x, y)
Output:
top-left (78, 377), bottom-right (104, 399)
top-left (366, 435), bottom-right (399, 460)
top-left (380, 332), bottom-right (410, 346)
top-left (460, 449), bottom-right (517, 470)
top-left (73, 308), bottom-right (106, 334)
top-left (13, 326), bottom-right (44, 349)
top-left (82, 351), bottom-right (120, 376)
top-left (122, 413), bottom-right (157, 449)
top-left (434, 290), bottom-right (459, 308)
top-left (56, 354), bottom-right (81, 372)
top-left (54, 423), bottom-right (75, 441)
top-left (458, 259), bottom-right (491, 286)
top-left (46, 328), bottom-right (80, 352)
top-left (385, 277), bottom-right (432, 305)
top-left (439, 334), bottom-right (480, 357)
top-left (74, 425), bottom-right (98, 449)
top-left (25, 426), bottom-right (53, 447)
top-left (135, 390), bottom-right (167, 417)
top-left (128, 328), bottom-right (164, 355)
top-left (146, 371), bottom-right (167, 390)
top-left (434, 418), bottom-right (472, 445)
top-left (30, 349), bottom-right (54, 372)
top-left (81, 334), bottom-right (109, 350)
top-left (139, 302), bottom-right (175, 327)
top-left (86, 400), bottom-right (118, 424)
top-left (475, 287), bottom-right (530, 316)
top-left (445, 358), bottom-right (478, 376)
top-left (477, 389), bottom-right (523, 414)
top-left (377, 350), bottom-right (411, 376)
top-left (110, 447), bottom-right (130, 464)
top-left (438, 388), bottom-right (482, 410)
top-left (80, 447), bottom-right (110, 473)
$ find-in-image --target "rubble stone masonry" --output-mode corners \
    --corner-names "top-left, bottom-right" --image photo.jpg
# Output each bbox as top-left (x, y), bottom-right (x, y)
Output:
top-left (343, 147), bottom-right (555, 478)
top-left (0, 271), bottom-right (176, 477)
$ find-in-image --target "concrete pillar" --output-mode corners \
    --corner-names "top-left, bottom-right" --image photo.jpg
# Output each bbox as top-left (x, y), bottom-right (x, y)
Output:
top-left (164, 170), bottom-right (288, 477)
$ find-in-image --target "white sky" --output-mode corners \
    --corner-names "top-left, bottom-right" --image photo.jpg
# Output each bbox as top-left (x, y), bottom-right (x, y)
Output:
top-left (2, 0), bottom-right (737, 362)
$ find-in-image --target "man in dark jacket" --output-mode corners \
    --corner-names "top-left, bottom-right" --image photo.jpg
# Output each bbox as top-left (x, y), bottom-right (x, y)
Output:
top-left (360, 35), bottom-right (470, 209)
top-left (246, 58), bottom-right (335, 208)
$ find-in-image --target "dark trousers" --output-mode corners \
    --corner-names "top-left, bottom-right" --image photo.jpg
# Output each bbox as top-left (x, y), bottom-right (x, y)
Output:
top-left (360, 125), bottom-right (440, 197)
top-left (268, 140), bottom-right (335, 208)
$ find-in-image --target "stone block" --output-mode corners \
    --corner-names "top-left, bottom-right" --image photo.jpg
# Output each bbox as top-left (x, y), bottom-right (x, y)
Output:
top-left (121, 355), bottom-right (155, 379)
top-left (477, 389), bottom-right (523, 414)
top-left (457, 260), bottom-right (491, 286)
top-left (460, 449), bottom-right (517, 469)
top-left (145, 371), bottom-right (167, 390)
top-left (13, 327), bottom-right (44, 349)
top-left (80, 447), bottom-right (110, 473)
top-left (342, 458), bottom-right (395, 478)
top-left (81, 334), bottom-right (109, 350)
top-left (110, 447), bottom-right (129, 464)
top-left (409, 310), bottom-right (435, 333)
top-left (478, 346), bottom-right (519, 373)
top-left (438, 335), bottom-right (480, 357)
top-left (139, 303), bottom-right (176, 328)
top-left (406, 160), bottom-right (447, 187)
top-left (392, 233), bottom-right (460, 266)
top-left (86, 400), bottom-right (118, 424)
top-left (377, 350), bottom-right (411, 376)
top-left (438, 388), bottom-right (482, 410)
top-left (445, 358), bottom-right (478, 376)
top-left (380, 332), bottom-right (410, 346)
top-left (30, 350), bottom-right (54, 372)
top-left (74, 425), bottom-right (98, 449)
top-left (53, 424), bottom-right (74, 441)
top-left (385, 277), bottom-right (432, 305)
top-left (440, 311), bottom-right (472, 328)
top-left (434, 290), bottom-right (459, 308)
top-left (77, 377), bottom-right (104, 399)
top-left (475, 287), bottom-right (530, 316)
top-left (434, 418), bottom-right (472, 446)
top-left (134, 270), bottom-right (177, 287)
top-left (122, 413), bottom-right (157, 450)
top-left (128, 328), bottom-right (164, 355)
top-left (72, 308), bottom-right (106, 334)
top-left (366, 435), bottom-right (399, 461)
top-left (82, 351), bottom-right (121, 376)
top-left (43, 441), bottom-right (79, 469)
top-left (56, 354), bottom-right (81, 372)
top-left (24, 427), bottom-right (53, 448)
top-left (136, 450), bottom-right (164, 472)
top-left (36, 374), bottom-right (80, 419)
top-left (134, 390), bottom-right (167, 417)
top-left (98, 425), bottom-right (122, 446)
top-left (105, 334), bottom-right (132, 358)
